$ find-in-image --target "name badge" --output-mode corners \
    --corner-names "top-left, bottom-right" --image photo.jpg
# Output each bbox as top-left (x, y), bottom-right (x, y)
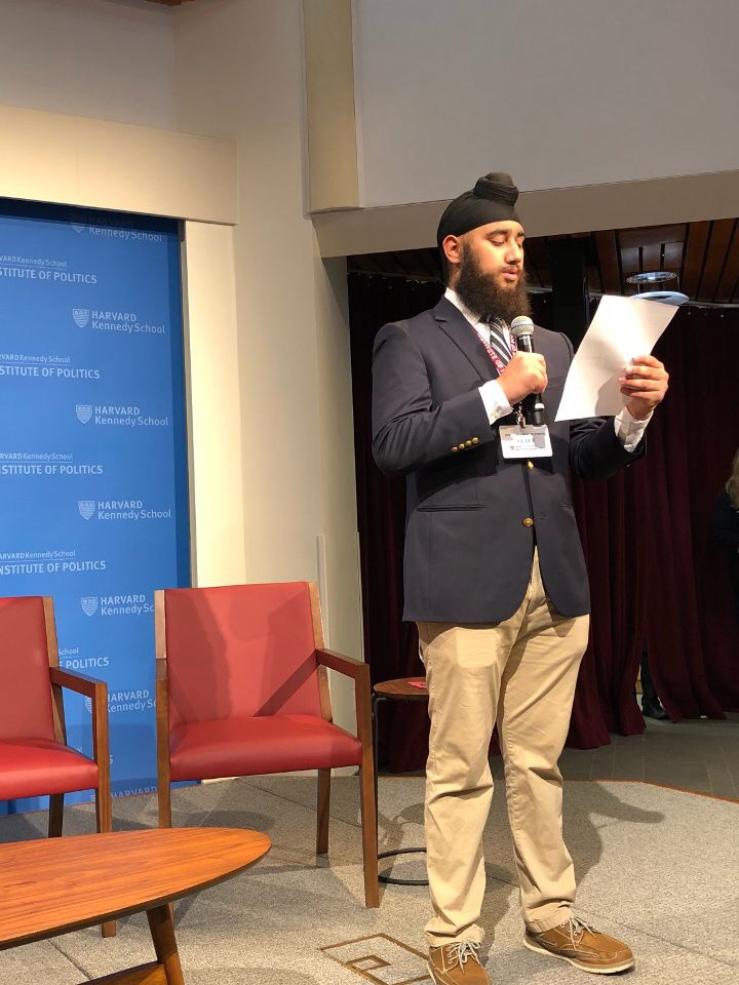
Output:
top-left (499, 424), bottom-right (552, 459)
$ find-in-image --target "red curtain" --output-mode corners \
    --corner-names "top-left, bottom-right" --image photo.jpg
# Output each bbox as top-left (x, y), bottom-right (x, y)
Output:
top-left (349, 274), bottom-right (739, 769)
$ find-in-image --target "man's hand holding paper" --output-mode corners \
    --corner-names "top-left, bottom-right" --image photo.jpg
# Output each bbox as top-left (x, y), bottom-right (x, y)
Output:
top-left (555, 295), bottom-right (676, 422)
top-left (618, 354), bottom-right (670, 420)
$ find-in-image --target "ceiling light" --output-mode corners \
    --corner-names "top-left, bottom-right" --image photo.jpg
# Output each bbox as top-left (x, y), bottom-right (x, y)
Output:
top-left (626, 271), bottom-right (677, 285)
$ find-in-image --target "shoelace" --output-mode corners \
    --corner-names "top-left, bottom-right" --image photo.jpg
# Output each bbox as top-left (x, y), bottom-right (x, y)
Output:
top-left (567, 918), bottom-right (595, 944)
top-left (446, 942), bottom-right (481, 967)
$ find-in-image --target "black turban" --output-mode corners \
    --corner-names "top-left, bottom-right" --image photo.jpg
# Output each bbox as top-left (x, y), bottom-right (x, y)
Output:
top-left (436, 172), bottom-right (520, 247)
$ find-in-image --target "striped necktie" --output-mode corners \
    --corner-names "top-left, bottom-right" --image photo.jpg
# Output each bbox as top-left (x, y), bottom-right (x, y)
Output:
top-left (487, 318), bottom-right (512, 365)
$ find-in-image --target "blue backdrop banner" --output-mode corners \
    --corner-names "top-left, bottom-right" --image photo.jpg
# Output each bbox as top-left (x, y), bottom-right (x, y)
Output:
top-left (0, 200), bottom-right (190, 812)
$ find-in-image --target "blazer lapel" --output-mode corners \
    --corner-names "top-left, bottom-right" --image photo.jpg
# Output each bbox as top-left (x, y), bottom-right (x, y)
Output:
top-left (433, 297), bottom-right (498, 382)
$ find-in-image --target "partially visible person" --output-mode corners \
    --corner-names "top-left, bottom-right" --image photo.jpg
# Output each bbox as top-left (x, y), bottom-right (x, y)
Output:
top-left (640, 646), bottom-right (668, 720)
top-left (712, 448), bottom-right (739, 623)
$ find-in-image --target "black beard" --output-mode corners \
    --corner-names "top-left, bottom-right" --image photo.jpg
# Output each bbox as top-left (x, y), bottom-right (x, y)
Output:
top-left (455, 244), bottom-right (531, 324)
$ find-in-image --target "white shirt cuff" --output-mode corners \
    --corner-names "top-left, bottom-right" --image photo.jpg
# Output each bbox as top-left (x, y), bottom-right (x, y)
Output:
top-left (614, 405), bottom-right (652, 452)
top-left (479, 380), bottom-right (513, 425)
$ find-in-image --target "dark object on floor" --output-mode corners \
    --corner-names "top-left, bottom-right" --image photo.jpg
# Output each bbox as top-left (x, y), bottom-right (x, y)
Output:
top-left (641, 697), bottom-right (669, 720)
top-left (640, 648), bottom-right (670, 721)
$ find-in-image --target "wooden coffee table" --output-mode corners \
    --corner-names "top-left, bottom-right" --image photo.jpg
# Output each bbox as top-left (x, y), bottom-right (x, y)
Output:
top-left (0, 827), bottom-right (271, 984)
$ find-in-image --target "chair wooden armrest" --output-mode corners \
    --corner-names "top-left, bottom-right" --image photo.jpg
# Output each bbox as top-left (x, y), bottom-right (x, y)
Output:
top-left (48, 667), bottom-right (109, 790)
top-left (316, 648), bottom-right (372, 745)
top-left (316, 647), bottom-right (368, 680)
top-left (49, 666), bottom-right (106, 698)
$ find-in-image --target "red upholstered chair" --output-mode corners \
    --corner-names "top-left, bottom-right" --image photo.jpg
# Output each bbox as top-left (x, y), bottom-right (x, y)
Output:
top-left (0, 595), bottom-right (113, 935)
top-left (155, 581), bottom-right (378, 907)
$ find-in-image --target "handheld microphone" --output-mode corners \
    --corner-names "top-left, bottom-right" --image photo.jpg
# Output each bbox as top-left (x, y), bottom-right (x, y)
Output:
top-left (510, 316), bottom-right (545, 426)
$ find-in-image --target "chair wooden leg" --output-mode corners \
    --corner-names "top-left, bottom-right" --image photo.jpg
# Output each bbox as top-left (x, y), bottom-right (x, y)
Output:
top-left (96, 783), bottom-right (113, 835)
top-left (358, 757), bottom-right (379, 908)
top-left (159, 781), bottom-right (172, 828)
top-left (48, 793), bottom-right (64, 838)
top-left (316, 768), bottom-right (331, 856)
top-left (95, 785), bottom-right (117, 937)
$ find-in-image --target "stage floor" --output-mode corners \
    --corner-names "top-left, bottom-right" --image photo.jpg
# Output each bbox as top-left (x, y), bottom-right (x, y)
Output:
top-left (557, 711), bottom-right (739, 799)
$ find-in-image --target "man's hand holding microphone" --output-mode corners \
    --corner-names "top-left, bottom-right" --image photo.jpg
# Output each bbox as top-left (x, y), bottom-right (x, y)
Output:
top-left (497, 316), bottom-right (547, 425)
top-left (497, 351), bottom-right (548, 407)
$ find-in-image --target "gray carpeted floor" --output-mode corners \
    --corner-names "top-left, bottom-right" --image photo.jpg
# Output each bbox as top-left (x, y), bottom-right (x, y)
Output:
top-left (1, 773), bottom-right (737, 984)
top-left (557, 713), bottom-right (739, 799)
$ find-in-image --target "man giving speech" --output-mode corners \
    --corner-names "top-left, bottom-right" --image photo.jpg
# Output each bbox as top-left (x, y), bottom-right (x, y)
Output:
top-left (371, 172), bottom-right (669, 984)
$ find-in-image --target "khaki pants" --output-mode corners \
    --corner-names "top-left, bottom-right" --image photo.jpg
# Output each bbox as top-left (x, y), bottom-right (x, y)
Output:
top-left (418, 552), bottom-right (589, 946)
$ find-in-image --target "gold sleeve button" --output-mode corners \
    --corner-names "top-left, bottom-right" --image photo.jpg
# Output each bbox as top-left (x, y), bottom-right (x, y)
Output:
top-left (522, 517), bottom-right (534, 528)
top-left (451, 446), bottom-right (459, 453)
top-left (472, 437), bottom-right (479, 444)
top-left (527, 460), bottom-right (534, 470)
top-left (465, 440), bottom-right (472, 448)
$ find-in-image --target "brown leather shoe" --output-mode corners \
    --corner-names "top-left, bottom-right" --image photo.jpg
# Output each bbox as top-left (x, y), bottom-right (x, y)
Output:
top-left (524, 918), bottom-right (634, 974)
top-left (428, 942), bottom-right (490, 985)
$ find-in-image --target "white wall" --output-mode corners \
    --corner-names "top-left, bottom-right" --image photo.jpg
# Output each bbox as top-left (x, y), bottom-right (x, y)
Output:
top-left (183, 221), bottom-right (247, 587)
top-left (0, 0), bottom-right (177, 129)
top-left (176, 0), bottom-right (363, 729)
top-left (0, 103), bottom-right (236, 223)
top-left (353, 0), bottom-right (739, 207)
top-left (175, 0), bottom-right (321, 584)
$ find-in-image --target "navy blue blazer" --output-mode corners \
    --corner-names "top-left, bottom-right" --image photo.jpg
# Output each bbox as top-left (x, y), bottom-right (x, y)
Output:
top-left (371, 297), bottom-right (643, 623)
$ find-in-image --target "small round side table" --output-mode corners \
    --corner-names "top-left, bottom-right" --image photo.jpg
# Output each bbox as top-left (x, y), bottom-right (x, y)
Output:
top-left (372, 676), bottom-right (429, 886)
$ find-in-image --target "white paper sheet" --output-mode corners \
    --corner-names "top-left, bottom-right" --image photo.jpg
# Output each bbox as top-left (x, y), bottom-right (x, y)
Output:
top-left (554, 295), bottom-right (678, 422)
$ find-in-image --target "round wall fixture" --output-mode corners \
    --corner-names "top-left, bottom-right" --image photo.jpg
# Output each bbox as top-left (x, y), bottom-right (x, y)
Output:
top-left (626, 271), bottom-right (677, 285)
top-left (631, 290), bottom-right (689, 305)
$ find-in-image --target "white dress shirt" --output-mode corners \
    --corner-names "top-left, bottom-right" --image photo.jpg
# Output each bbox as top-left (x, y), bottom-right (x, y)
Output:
top-left (443, 287), bottom-right (651, 452)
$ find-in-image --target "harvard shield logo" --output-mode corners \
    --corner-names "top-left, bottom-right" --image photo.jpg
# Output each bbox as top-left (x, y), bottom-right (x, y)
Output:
top-left (77, 500), bottom-right (96, 520)
top-left (81, 596), bottom-right (98, 617)
top-left (76, 404), bottom-right (93, 424)
top-left (72, 308), bottom-right (90, 328)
